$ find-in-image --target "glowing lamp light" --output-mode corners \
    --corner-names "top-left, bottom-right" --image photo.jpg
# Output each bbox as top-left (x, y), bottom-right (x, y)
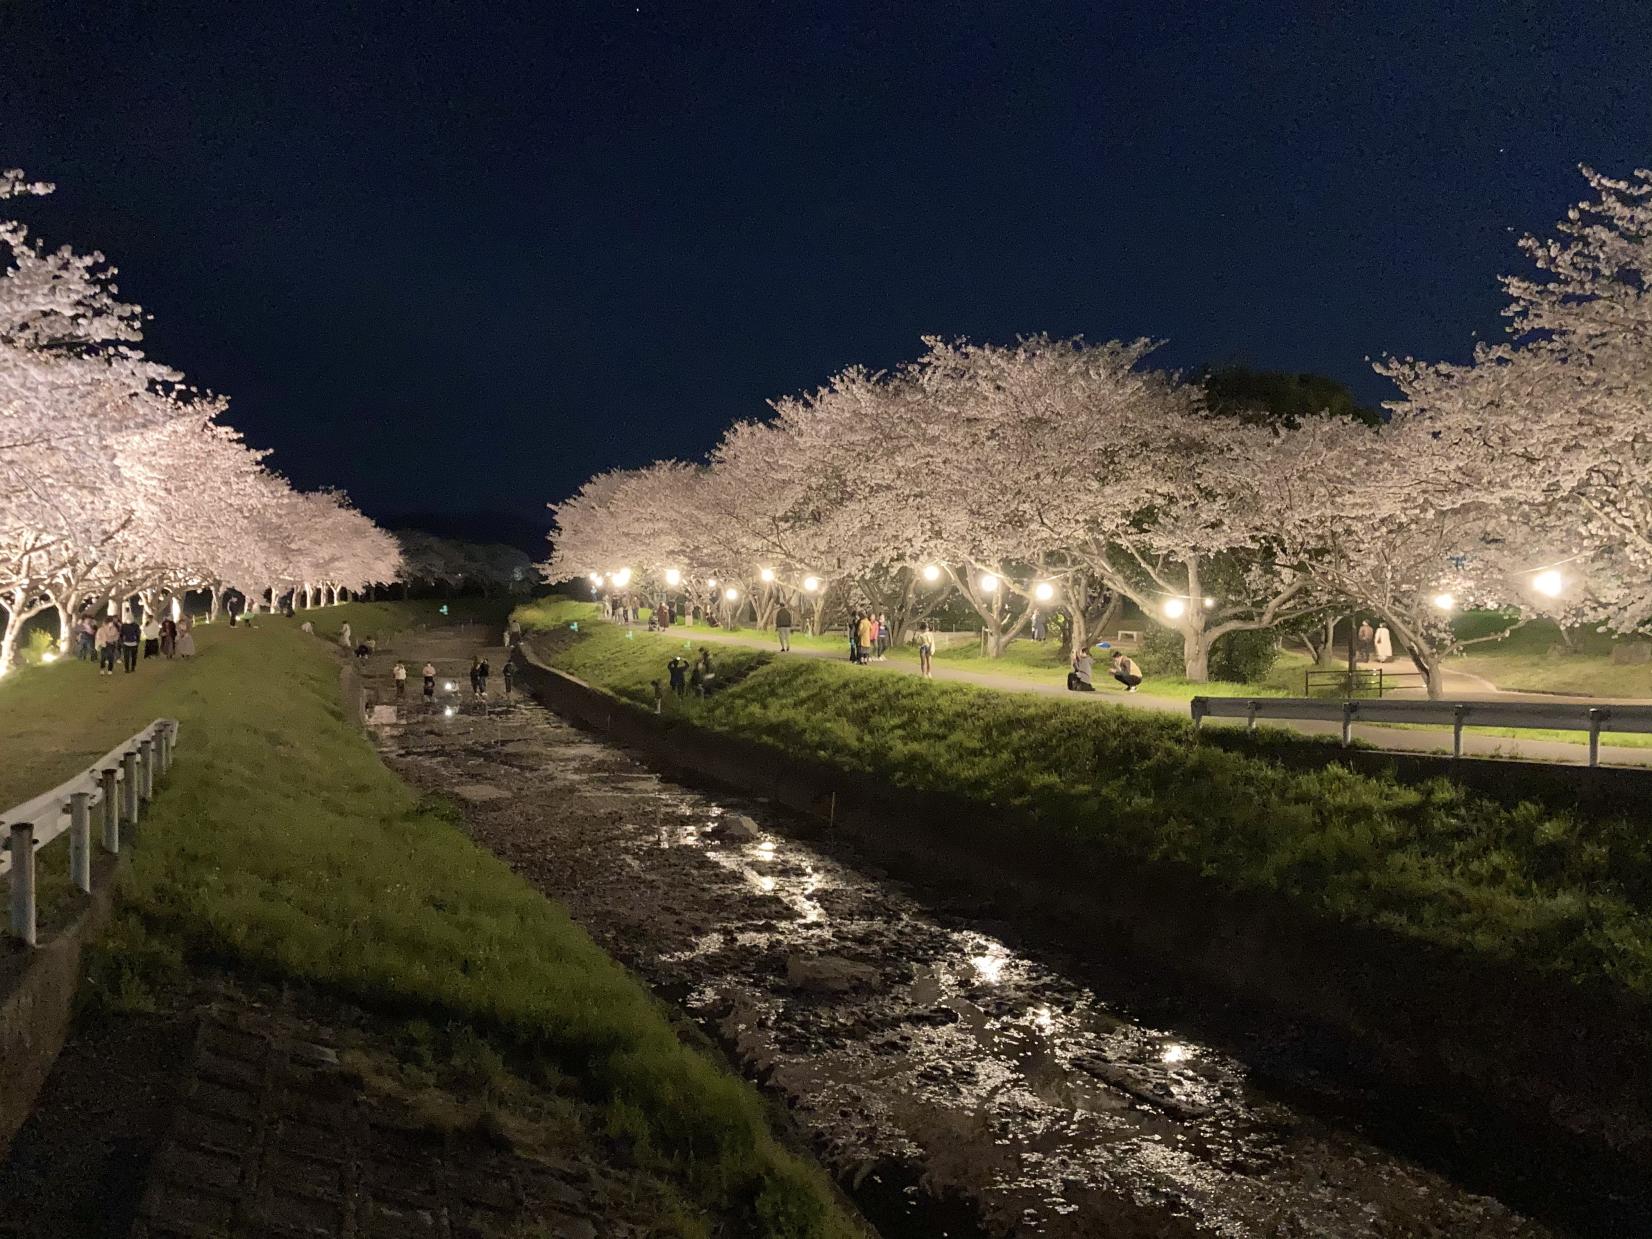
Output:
top-left (1533, 569), bottom-right (1564, 598)
top-left (1202, 596), bottom-right (1216, 609)
top-left (978, 573), bottom-right (999, 594)
top-left (589, 573), bottom-right (602, 585)
top-left (1162, 597), bottom-right (1187, 620)
top-left (41, 651), bottom-right (58, 664)
top-left (724, 587), bottom-right (739, 601)
top-left (922, 564), bottom-right (942, 583)
top-left (707, 578), bottom-right (718, 589)
top-left (1432, 592), bottom-right (1456, 611)
top-left (612, 567), bottom-right (632, 588)
top-left (759, 567), bottom-right (776, 583)
top-left (443, 706), bottom-right (456, 718)
top-left (802, 576), bottom-right (820, 593)
top-left (664, 568), bottom-right (682, 587)
top-left (1034, 581), bottom-right (1055, 602)
top-left (107, 599), bottom-right (118, 617)
top-left (445, 681), bottom-right (456, 692)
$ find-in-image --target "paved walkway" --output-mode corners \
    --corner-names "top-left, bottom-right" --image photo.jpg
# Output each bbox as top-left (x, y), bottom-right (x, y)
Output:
top-left (654, 626), bottom-right (1652, 769)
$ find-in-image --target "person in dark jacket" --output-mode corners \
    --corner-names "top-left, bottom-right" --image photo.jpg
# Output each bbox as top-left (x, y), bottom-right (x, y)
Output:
top-left (119, 615), bottom-right (141, 673)
top-left (775, 604), bottom-right (793, 652)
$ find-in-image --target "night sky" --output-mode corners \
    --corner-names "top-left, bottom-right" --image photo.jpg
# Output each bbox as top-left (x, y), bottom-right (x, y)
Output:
top-left (5, 2), bottom-right (1648, 549)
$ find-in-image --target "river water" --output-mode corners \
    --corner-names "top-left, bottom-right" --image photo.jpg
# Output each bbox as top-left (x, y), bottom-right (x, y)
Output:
top-left (372, 634), bottom-right (1557, 1238)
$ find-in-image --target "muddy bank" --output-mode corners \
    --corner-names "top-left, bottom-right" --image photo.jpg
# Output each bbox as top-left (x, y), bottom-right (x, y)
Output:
top-left (368, 630), bottom-right (1588, 1237)
top-left (510, 648), bottom-right (1652, 1236)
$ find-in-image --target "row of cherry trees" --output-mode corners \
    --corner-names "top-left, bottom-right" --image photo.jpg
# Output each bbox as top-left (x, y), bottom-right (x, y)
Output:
top-left (0, 172), bottom-right (401, 671)
top-left (545, 167), bottom-right (1651, 697)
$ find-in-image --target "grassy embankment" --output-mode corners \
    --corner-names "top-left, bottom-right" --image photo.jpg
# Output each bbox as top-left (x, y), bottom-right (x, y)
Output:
top-left (1449, 611), bottom-right (1652, 699)
top-left (0, 610), bottom-right (856, 1238)
top-left (517, 599), bottom-right (1652, 1004)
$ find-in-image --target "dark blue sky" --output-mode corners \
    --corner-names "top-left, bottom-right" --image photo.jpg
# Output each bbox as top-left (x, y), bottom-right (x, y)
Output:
top-left (5, 1), bottom-right (1648, 547)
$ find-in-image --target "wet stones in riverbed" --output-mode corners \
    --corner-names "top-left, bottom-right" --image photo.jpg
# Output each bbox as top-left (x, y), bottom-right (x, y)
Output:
top-left (452, 783), bottom-right (512, 804)
top-left (720, 812), bottom-right (763, 842)
top-left (785, 953), bottom-right (885, 994)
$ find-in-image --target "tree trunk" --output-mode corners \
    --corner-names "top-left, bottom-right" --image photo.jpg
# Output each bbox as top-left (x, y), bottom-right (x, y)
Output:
top-left (1182, 627), bottom-right (1212, 681)
top-left (209, 585), bottom-right (223, 623)
top-left (51, 597), bottom-right (72, 654)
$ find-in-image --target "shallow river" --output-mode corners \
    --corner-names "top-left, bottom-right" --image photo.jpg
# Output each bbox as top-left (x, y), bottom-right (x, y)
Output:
top-left (373, 635), bottom-right (1557, 1238)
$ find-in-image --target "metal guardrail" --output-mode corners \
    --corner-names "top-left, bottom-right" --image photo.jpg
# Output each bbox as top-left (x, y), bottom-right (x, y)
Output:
top-left (1190, 697), bottom-right (1652, 767)
top-left (1303, 668), bottom-right (1427, 698)
top-left (0, 718), bottom-right (179, 946)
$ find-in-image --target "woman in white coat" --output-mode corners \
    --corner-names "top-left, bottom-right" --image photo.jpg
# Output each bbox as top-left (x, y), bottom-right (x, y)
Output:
top-left (1372, 623), bottom-right (1393, 663)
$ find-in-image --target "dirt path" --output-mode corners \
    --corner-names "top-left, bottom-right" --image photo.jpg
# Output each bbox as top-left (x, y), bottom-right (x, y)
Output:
top-left (368, 627), bottom-right (1562, 1239)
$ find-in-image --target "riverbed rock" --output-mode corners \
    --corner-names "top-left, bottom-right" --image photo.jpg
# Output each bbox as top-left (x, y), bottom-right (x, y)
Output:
top-left (785, 954), bottom-right (883, 993)
top-left (721, 813), bottom-right (762, 841)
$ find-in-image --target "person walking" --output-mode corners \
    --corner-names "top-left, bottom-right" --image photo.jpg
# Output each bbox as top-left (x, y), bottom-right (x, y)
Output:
top-left (1067, 647), bottom-right (1097, 691)
top-left (76, 615), bottom-right (97, 661)
top-left (393, 661), bottom-right (408, 699)
top-left (339, 621), bottom-right (353, 651)
top-left (422, 661), bottom-right (437, 704)
top-left (1373, 623), bottom-right (1393, 664)
top-left (847, 613), bottom-right (861, 663)
top-left (141, 613), bottom-right (161, 659)
top-left (775, 603), bottom-right (793, 652)
top-left (502, 660), bottom-right (515, 698)
top-left (1110, 651), bottom-right (1144, 692)
top-left (160, 616), bottom-right (177, 658)
top-left (876, 613), bottom-right (891, 660)
top-left (469, 655), bottom-right (482, 697)
top-left (667, 653), bottom-right (689, 697)
top-left (95, 616), bottom-right (120, 675)
top-left (918, 623), bottom-right (935, 679)
top-left (1357, 620), bottom-right (1375, 663)
top-left (176, 615), bottom-right (196, 658)
top-left (691, 648), bottom-right (716, 696)
top-left (856, 613), bottom-right (873, 665)
top-left (477, 657), bottom-right (491, 697)
top-left (119, 614), bottom-right (141, 673)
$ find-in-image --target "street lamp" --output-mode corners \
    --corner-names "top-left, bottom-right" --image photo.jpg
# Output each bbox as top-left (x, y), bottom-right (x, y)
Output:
top-left (802, 576), bottom-right (820, 593)
top-left (760, 567), bottom-right (775, 583)
top-left (1034, 581), bottom-right (1055, 602)
top-left (613, 567), bottom-right (632, 588)
top-left (724, 586), bottom-right (739, 601)
top-left (1162, 597), bottom-right (1187, 620)
top-left (664, 568), bottom-right (682, 588)
top-left (978, 573), bottom-right (999, 594)
top-left (922, 564), bottom-right (942, 583)
top-left (1432, 592), bottom-right (1456, 611)
top-left (1202, 596), bottom-right (1216, 609)
top-left (1533, 569), bottom-right (1564, 598)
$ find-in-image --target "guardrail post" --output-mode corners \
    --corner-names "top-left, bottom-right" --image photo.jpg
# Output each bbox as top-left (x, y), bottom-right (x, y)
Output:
top-left (1452, 704), bottom-right (1467, 759)
top-left (100, 767), bottom-right (120, 852)
top-left (1587, 707), bottom-right (1605, 768)
top-left (1341, 701), bottom-right (1356, 747)
top-left (69, 791), bottom-right (92, 894)
top-left (138, 739), bottom-right (154, 802)
top-left (9, 823), bottom-right (35, 947)
top-left (1190, 698), bottom-right (1207, 732)
top-left (122, 750), bottom-right (139, 824)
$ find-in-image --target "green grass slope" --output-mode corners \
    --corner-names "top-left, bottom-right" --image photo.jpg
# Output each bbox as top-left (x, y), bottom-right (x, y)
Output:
top-left (1, 613), bottom-right (854, 1238)
top-left (518, 600), bottom-right (1652, 1004)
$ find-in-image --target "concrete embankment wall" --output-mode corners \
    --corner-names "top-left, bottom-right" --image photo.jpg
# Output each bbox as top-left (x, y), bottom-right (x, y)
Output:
top-left (0, 851), bottom-right (125, 1158)
top-left (514, 649), bottom-right (1652, 1200)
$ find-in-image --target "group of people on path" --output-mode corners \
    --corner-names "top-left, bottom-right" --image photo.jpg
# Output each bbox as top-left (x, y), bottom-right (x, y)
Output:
top-left (1355, 620), bottom-right (1395, 664)
top-left (84, 609), bottom-right (196, 675)
top-left (847, 612), bottom-right (893, 664)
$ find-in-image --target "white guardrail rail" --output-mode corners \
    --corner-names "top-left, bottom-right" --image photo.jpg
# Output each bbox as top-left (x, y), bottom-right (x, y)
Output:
top-left (1189, 697), bottom-right (1652, 767)
top-left (0, 718), bottom-right (178, 946)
